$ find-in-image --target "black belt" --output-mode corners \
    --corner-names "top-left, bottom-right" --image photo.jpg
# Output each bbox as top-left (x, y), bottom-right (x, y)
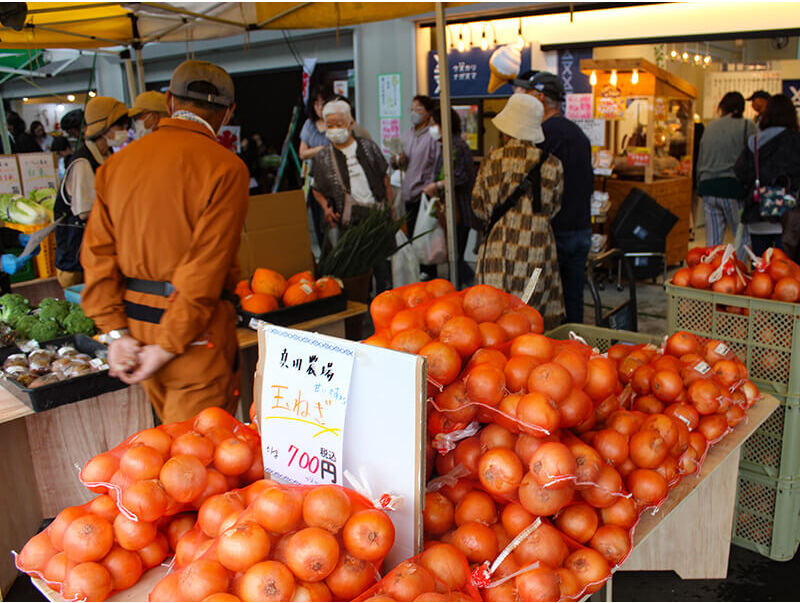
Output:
top-left (124, 278), bottom-right (235, 324)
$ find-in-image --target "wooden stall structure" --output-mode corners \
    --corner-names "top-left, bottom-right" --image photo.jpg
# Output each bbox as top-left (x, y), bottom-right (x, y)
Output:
top-left (582, 58), bottom-right (697, 265)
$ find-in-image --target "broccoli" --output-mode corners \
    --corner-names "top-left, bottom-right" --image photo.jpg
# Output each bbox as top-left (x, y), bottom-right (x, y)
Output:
top-left (62, 307), bottom-right (96, 336)
top-left (38, 298), bottom-right (72, 324)
top-left (0, 293), bottom-right (31, 327)
top-left (30, 317), bottom-right (63, 342)
top-left (14, 315), bottom-right (40, 340)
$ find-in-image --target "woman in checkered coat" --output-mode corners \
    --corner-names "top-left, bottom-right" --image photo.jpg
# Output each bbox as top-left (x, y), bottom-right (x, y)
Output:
top-left (472, 93), bottom-right (566, 329)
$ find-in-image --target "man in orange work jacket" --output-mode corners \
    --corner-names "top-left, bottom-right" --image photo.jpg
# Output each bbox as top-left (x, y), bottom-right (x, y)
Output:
top-left (81, 60), bottom-right (248, 423)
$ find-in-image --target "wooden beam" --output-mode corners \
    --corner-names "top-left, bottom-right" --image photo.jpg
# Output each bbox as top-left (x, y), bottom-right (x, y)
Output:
top-left (580, 57), bottom-right (698, 99)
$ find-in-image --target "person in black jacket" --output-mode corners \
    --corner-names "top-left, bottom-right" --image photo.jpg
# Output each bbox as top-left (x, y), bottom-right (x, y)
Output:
top-left (7, 112), bottom-right (42, 153)
top-left (734, 94), bottom-right (800, 257)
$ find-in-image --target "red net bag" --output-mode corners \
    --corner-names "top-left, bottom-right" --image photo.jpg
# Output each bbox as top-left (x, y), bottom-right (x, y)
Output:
top-left (79, 407), bottom-right (263, 523)
top-left (354, 542), bottom-right (480, 601)
top-left (14, 493), bottom-right (189, 601)
top-left (150, 480), bottom-right (396, 602)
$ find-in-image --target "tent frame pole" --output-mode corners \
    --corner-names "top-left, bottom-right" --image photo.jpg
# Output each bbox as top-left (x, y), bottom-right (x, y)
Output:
top-left (0, 95), bottom-right (11, 155)
top-left (121, 49), bottom-right (138, 103)
top-left (435, 2), bottom-right (459, 288)
top-left (135, 47), bottom-right (145, 93)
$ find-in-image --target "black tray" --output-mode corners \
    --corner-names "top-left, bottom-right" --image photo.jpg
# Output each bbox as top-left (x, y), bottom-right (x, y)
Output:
top-left (0, 334), bottom-right (127, 412)
top-left (237, 291), bottom-right (348, 329)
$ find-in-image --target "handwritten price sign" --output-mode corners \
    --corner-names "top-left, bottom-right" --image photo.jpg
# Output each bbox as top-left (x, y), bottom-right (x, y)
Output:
top-left (260, 326), bottom-right (354, 485)
top-left (626, 147), bottom-right (651, 167)
top-left (18, 152), bottom-right (57, 197)
top-left (0, 155), bottom-right (21, 195)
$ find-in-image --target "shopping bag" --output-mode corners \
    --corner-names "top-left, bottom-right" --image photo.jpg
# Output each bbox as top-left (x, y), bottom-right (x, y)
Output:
top-left (411, 193), bottom-right (448, 264)
top-left (392, 231), bottom-right (421, 286)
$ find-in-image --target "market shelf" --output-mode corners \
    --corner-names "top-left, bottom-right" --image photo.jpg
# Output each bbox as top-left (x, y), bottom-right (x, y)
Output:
top-left (732, 469), bottom-right (800, 562)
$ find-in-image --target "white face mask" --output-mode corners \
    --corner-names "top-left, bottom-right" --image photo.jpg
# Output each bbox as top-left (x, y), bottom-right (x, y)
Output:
top-left (326, 128), bottom-right (350, 145)
top-left (410, 111), bottom-right (425, 126)
top-left (134, 119), bottom-right (152, 139)
top-left (429, 125), bottom-right (441, 141)
top-left (106, 129), bottom-right (128, 148)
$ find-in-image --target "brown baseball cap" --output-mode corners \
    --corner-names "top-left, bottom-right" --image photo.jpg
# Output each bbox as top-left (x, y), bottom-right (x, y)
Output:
top-left (129, 91), bottom-right (168, 117)
top-left (168, 60), bottom-right (234, 107)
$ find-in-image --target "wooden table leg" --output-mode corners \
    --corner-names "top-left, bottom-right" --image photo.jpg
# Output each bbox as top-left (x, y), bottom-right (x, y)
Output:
top-left (621, 448), bottom-right (742, 579)
top-left (24, 385), bottom-right (153, 517)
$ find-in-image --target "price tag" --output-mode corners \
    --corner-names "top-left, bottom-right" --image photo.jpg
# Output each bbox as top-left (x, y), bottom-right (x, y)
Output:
top-left (89, 358), bottom-right (106, 370)
top-left (249, 317), bottom-right (267, 330)
top-left (17, 152), bottom-right (57, 197)
top-left (260, 326), bottom-right (354, 485)
top-left (714, 342), bottom-right (730, 356)
top-left (694, 361), bottom-right (711, 375)
top-left (0, 155), bottom-right (21, 195)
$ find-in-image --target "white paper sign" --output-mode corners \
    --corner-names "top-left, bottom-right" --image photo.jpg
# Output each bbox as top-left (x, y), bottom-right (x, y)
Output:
top-left (0, 155), bottom-right (22, 195)
top-left (566, 93), bottom-right (593, 120)
top-left (378, 72), bottom-right (402, 118)
top-left (17, 152), bottom-right (57, 196)
top-left (260, 326), bottom-right (354, 486)
top-left (575, 119), bottom-right (606, 147)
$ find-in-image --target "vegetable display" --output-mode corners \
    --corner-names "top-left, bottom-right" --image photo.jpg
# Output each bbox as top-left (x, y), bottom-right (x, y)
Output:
top-left (0, 188), bottom-right (56, 224)
top-left (0, 294), bottom-right (96, 345)
top-left (237, 268), bottom-right (343, 316)
top-left (2, 343), bottom-right (108, 388)
top-left (365, 281), bottom-right (760, 601)
top-left (672, 245), bottom-right (800, 303)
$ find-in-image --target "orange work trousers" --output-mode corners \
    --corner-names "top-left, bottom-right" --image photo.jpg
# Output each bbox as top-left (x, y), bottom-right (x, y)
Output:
top-left (127, 296), bottom-right (240, 424)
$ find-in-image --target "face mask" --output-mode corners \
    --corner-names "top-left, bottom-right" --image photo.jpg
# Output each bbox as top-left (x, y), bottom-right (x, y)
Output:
top-left (410, 111), bottom-right (424, 126)
top-left (106, 129), bottom-right (128, 148)
top-left (429, 125), bottom-right (441, 141)
top-left (326, 128), bottom-right (350, 145)
top-left (134, 120), bottom-right (152, 139)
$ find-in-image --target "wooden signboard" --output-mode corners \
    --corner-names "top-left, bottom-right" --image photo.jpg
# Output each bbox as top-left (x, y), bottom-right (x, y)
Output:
top-left (0, 154), bottom-right (22, 195)
top-left (17, 152), bottom-right (57, 197)
top-left (255, 324), bottom-right (426, 569)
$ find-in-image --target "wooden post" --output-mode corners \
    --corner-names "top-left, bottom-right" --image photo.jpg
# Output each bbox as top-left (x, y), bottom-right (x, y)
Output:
top-left (435, 2), bottom-right (459, 288)
top-left (645, 96), bottom-right (655, 183)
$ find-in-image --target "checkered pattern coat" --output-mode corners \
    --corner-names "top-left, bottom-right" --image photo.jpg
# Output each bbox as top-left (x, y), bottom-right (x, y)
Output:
top-left (472, 139), bottom-right (566, 329)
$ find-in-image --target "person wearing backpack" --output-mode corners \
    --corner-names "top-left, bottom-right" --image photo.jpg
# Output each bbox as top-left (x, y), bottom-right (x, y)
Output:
top-left (471, 93), bottom-right (565, 330)
top-left (735, 94), bottom-right (800, 256)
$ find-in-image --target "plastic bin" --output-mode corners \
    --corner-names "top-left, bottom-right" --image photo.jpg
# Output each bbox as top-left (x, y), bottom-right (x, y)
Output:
top-left (545, 323), bottom-right (662, 353)
top-left (2, 221), bottom-right (57, 278)
top-left (237, 291), bottom-right (348, 329)
top-left (666, 283), bottom-right (800, 397)
top-left (64, 284), bottom-right (84, 305)
top-left (739, 382), bottom-right (800, 482)
top-left (731, 469), bottom-right (800, 561)
top-left (5, 247), bottom-right (36, 284)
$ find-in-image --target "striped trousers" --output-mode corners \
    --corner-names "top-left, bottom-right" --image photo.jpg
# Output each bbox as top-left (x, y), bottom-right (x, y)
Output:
top-left (702, 196), bottom-right (750, 258)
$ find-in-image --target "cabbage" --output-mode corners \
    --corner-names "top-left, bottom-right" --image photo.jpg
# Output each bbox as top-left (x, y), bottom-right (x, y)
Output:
top-left (0, 193), bottom-right (23, 219)
top-left (29, 188), bottom-right (56, 203)
top-left (7, 198), bottom-right (49, 224)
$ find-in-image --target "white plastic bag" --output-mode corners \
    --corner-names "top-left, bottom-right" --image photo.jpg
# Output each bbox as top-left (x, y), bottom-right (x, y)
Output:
top-left (391, 231), bottom-right (421, 287)
top-left (412, 193), bottom-right (448, 265)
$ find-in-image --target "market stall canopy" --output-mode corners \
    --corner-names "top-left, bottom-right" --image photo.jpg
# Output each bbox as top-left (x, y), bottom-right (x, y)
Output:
top-left (0, 2), bottom-right (466, 49)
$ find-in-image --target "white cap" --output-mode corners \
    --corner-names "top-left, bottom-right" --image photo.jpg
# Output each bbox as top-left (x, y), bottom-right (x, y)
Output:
top-left (492, 93), bottom-right (545, 143)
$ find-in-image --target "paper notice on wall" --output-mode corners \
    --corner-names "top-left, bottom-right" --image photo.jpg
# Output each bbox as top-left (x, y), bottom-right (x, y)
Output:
top-left (380, 118), bottom-right (402, 155)
top-left (566, 93), bottom-right (593, 120)
top-left (378, 73), bottom-right (402, 118)
top-left (574, 119), bottom-right (605, 147)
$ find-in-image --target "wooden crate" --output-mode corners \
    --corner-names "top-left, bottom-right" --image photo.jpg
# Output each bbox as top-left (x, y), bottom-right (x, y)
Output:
top-left (597, 176), bottom-right (692, 266)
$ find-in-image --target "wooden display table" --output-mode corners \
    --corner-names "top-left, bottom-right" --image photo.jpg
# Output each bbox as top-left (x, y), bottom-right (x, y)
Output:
top-left (0, 302), bottom-right (367, 596)
top-left (28, 395), bottom-right (779, 602)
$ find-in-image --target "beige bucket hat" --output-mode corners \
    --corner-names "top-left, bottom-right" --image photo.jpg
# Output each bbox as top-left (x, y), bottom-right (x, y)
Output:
top-left (492, 93), bottom-right (545, 143)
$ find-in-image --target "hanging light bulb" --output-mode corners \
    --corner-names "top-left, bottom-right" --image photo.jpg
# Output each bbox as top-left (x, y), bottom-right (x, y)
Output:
top-left (22, 97), bottom-right (28, 102)
top-left (682, 51), bottom-right (689, 62)
top-left (694, 54), bottom-right (702, 64)
top-left (457, 31), bottom-right (465, 53)
top-left (516, 18), bottom-right (524, 49)
top-left (67, 94), bottom-right (76, 102)
top-left (670, 49), bottom-right (678, 59)
top-left (609, 69), bottom-right (617, 87)
top-left (590, 70), bottom-right (597, 86)
top-left (88, 90), bottom-right (97, 98)
top-left (704, 55), bottom-right (712, 65)
top-left (480, 30), bottom-right (488, 51)
top-left (631, 68), bottom-right (639, 85)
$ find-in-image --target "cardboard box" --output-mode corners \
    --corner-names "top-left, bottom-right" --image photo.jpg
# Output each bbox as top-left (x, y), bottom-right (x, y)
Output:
top-left (238, 190), bottom-right (314, 280)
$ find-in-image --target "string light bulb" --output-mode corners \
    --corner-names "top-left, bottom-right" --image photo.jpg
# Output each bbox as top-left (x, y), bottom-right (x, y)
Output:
top-left (516, 18), bottom-right (524, 49)
top-left (631, 68), bottom-right (639, 85)
top-left (590, 70), bottom-right (597, 86)
top-left (704, 55), bottom-right (712, 65)
top-left (682, 51), bottom-right (689, 62)
top-left (480, 30), bottom-right (488, 51)
top-left (694, 54), bottom-right (701, 64)
top-left (670, 49), bottom-right (678, 59)
top-left (88, 90), bottom-right (97, 98)
top-left (67, 94), bottom-right (76, 102)
top-left (609, 69), bottom-right (617, 87)
top-left (457, 30), bottom-right (465, 53)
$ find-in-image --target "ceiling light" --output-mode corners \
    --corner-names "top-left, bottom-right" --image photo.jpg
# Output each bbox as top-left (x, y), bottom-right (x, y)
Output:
top-left (66, 94), bottom-right (75, 102)
top-left (457, 32), bottom-right (465, 53)
top-left (694, 54), bottom-right (701, 64)
top-left (609, 69), bottom-right (617, 87)
top-left (88, 90), bottom-right (96, 98)
top-left (22, 97), bottom-right (28, 102)
top-left (480, 31), bottom-right (488, 51)
top-left (682, 51), bottom-right (689, 62)
top-left (670, 50), bottom-right (678, 59)
top-left (590, 70), bottom-right (597, 86)
top-left (704, 55), bottom-right (712, 65)
top-left (516, 18), bottom-right (524, 49)
top-left (631, 69), bottom-right (639, 85)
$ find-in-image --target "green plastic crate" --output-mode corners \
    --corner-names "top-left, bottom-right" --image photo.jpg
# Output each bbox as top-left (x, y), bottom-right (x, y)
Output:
top-left (666, 283), bottom-right (800, 397)
top-left (545, 323), bottom-right (662, 353)
top-left (732, 469), bottom-right (800, 561)
top-left (739, 383), bottom-right (800, 482)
